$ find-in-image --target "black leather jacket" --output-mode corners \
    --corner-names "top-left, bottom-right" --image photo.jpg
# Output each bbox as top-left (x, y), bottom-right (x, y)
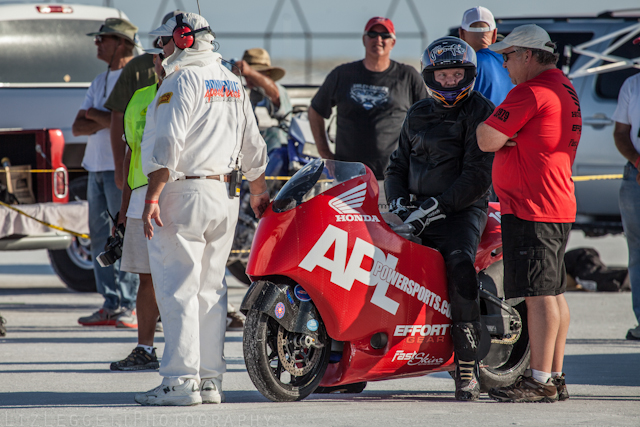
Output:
top-left (385, 91), bottom-right (495, 213)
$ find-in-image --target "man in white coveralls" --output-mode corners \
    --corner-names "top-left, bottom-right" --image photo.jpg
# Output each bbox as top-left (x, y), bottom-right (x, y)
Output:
top-left (135, 12), bottom-right (269, 406)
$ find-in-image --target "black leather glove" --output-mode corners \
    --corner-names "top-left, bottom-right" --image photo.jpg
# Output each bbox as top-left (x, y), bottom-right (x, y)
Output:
top-left (404, 197), bottom-right (446, 236)
top-left (389, 197), bottom-right (412, 221)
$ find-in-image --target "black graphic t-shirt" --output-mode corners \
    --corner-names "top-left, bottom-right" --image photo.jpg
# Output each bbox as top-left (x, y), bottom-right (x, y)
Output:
top-left (311, 60), bottom-right (426, 179)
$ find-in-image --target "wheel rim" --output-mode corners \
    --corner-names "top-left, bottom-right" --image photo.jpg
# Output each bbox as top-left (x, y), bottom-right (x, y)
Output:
top-left (277, 325), bottom-right (323, 376)
top-left (264, 316), bottom-right (327, 388)
top-left (66, 236), bottom-right (93, 270)
top-left (484, 301), bottom-right (529, 375)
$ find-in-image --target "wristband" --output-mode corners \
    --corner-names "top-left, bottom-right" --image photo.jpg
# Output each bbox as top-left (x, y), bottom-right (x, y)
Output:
top-left (250, 190), bottom-right (269, 197)
top-left (145, 199), bottom-right (159, 204)
top-left (634, 157), bottom-right (640, 170)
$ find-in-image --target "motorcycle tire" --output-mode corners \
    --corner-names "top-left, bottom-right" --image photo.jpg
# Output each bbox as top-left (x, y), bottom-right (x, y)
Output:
top-left (478, 300), bottom-right (530, 392)
top-left (243, 309), bottom-right (331, 402)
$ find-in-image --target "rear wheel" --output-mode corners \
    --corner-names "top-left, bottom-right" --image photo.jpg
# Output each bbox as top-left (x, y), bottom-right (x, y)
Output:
top-left (243, 309), bottom-right (331, 401)
top-left (48, 176), bottom-right (96, 293)
top-left (479, 300), bottom-right (530, 392)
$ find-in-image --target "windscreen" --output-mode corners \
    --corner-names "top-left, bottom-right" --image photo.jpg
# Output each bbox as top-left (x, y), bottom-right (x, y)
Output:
top-left (0, 19), bottom-right (106, 84)
top-left (272, 159), bottom-right (367, 213)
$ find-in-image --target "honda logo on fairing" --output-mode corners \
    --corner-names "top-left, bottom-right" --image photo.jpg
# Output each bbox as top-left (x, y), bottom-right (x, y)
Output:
top-left (329, 183), bottom-right (380, 222)
top-left (299, 225), bottom-right (452, 317)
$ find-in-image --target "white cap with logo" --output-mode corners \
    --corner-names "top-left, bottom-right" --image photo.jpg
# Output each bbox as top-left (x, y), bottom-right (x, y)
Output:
top-left (489, 24), bottom-right (555, 53)
top-left (461, 6), bottom-right (496, 32)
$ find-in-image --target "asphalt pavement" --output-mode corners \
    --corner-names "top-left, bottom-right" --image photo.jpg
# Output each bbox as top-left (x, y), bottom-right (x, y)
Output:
top-left (0, 232), bottom-right (639, 427)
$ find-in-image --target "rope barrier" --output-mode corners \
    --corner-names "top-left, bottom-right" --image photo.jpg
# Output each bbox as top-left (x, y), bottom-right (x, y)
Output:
top-left (0, 171), bottom-right (626, 247)
top-left (0, 169), bottom-right (86, 173)
top-left (572, 174), bottom-right (622, 182)
top-left (0, 200), bottom-right (89, 239)
top-left (0, 169), bottom-right (628, 183)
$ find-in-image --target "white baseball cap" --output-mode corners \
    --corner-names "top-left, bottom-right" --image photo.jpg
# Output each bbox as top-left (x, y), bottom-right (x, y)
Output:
top-left (461, 6), bottom-right (496, 32)
top-left (489, 24), bottom-right (554, 53)
top-left (149, 12), bottom-right (214, 43)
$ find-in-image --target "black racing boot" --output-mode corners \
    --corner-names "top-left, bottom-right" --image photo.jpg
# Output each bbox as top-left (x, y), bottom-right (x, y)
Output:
top-left (455, 360), bottom-right (480, 401)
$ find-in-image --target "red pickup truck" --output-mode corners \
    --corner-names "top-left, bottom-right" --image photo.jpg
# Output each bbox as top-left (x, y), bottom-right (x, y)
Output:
top-left (0, 4), bottom-right (137, 292)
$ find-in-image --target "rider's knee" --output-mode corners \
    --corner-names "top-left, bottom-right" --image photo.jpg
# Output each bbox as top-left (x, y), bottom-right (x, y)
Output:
top-left (446, 251), bottom-right (478, 301)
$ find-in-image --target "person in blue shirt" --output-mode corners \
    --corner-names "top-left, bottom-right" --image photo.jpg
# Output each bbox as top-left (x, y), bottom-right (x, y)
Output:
top-left (459, 6), bottom-right (514, 106)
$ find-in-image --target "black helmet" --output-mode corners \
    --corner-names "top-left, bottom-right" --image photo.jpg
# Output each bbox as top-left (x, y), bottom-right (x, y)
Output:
top-left (421, 36), bottom-right (477, 106)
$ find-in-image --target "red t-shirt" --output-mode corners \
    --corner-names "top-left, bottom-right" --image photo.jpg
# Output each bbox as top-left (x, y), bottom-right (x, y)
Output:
top-left (484, 68), bottom-right (581, 222)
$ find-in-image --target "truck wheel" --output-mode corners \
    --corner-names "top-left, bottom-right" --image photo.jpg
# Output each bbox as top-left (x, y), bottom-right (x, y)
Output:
top-left (243, 309), bottom-right (331, 402)
top-left (48, 176), bottom-right (96, 293)
top-left (48, 239), bottom-right (95, 292)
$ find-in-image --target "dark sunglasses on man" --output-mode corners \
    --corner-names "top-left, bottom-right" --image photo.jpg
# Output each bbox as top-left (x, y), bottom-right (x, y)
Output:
top-left (365, 30), bottom-right (394, 40)
top-left (159, 36), bottom-right (173, 47)
top-left (94, 34), bottom-right (118, 43)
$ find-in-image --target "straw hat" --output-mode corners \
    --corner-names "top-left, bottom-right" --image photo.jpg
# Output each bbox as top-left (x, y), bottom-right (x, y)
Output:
top-left (242, 48), bottom-right (285, 81)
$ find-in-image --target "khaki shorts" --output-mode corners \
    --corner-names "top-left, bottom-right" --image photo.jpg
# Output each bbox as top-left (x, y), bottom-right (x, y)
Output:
top-left (121, 218), bottom-right (151, 274)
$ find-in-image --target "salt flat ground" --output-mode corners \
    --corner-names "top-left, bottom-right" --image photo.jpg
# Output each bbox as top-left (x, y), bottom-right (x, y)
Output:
top-left (0, 231), bottom-right (638, 427)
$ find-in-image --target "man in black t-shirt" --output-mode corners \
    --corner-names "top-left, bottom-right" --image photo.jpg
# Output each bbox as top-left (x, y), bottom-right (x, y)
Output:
top-left (308, 16), bottom-right (426, 210)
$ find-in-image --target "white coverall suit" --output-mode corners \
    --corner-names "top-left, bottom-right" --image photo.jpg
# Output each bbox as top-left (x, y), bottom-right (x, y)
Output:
top-left (142, 42), bottom-right (267, 386)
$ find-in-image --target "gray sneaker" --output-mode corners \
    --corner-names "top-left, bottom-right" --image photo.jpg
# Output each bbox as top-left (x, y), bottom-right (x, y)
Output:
top-left (200, 378), bottom-right (225, 404)
top-left (115, 308), bottom-right (138, 329)
top-left (0, 315), bottom-right (6, 337)
top-left (78, 307), bottom-right (122, 326)
top-left (626, 325), bottom-right (640, 340)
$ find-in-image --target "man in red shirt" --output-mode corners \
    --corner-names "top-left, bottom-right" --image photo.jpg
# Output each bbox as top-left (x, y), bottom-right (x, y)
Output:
top-left (477, 24), bottom-right (581, 403)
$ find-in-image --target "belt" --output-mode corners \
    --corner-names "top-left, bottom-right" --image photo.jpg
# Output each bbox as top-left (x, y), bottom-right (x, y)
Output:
top-left (178, 174), bottom-right (231, 182)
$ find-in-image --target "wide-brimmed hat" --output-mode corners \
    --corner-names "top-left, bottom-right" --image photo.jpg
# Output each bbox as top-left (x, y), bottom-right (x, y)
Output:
top-left (242, 48), bottom-right (285, 81)
top-left (87, 18), bottom-right (138, 44)
top-left (489, 24), bottom-right (554, 53)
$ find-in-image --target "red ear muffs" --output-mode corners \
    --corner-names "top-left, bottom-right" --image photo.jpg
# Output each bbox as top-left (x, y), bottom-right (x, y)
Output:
top-left (173, 14), bottom-right (195, 50)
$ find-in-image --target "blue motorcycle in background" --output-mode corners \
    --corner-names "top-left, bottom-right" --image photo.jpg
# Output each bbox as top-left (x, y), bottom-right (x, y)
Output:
top-left (226, 109), bottom-right (323, 284)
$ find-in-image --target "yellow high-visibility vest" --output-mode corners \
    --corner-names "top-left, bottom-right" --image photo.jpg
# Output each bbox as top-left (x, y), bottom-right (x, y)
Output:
top-left (123, 84), bottom-right (157, 190)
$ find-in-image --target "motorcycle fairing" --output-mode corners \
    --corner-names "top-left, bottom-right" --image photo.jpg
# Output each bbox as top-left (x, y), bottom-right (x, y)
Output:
top-left (240, 280), bottom-right (321, 339)
top-left (247, 167), bottom-right (460, 384)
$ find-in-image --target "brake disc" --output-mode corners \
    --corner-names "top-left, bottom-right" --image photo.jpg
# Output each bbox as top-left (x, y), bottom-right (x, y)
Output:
top-left (277, 325), bottom-right (321, 376)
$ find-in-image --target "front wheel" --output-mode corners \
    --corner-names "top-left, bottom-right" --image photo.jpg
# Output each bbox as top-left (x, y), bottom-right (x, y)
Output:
top-left (479, 300), bottom-right (530, 392)
top-left (243, 309), bottom-right (331, 402)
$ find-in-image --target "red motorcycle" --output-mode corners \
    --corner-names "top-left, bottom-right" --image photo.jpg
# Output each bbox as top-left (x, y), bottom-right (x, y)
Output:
top-left (241, 159), bottom-right (529, 402)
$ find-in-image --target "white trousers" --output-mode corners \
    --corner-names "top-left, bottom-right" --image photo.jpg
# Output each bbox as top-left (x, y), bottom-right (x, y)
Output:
top-left (147, 179), bottom-right (239, 386)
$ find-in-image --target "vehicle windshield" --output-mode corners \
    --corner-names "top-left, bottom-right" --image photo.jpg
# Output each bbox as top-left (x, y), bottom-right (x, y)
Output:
top-left (272, 159), bottom-right (367, 213)
top-left (0, 20), bottom-right (106, 84)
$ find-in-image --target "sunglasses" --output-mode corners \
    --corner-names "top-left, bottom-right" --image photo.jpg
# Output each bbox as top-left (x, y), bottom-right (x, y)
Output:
top-left (502, 49), bottom-right (520, 62)
top-left (94, 34), bottom-right (117, 43)
top-left (365, 31), bottom-right (394, 40)
top-left (158, 36), bottom-right (173, 47)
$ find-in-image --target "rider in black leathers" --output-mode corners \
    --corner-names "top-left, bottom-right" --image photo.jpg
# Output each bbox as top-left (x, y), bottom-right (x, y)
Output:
top-left (385, 37), bottom-right (495, 401)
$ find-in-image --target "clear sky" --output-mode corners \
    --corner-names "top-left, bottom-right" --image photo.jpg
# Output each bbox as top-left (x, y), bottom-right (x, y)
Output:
top-left (7, 0), bottom-right (640, 83)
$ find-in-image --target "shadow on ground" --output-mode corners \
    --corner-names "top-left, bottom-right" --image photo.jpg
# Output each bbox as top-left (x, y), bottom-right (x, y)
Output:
top-left (565, 352), bottom-right (640, 387)
top-left (0, 265), bottom-right (55, 275)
